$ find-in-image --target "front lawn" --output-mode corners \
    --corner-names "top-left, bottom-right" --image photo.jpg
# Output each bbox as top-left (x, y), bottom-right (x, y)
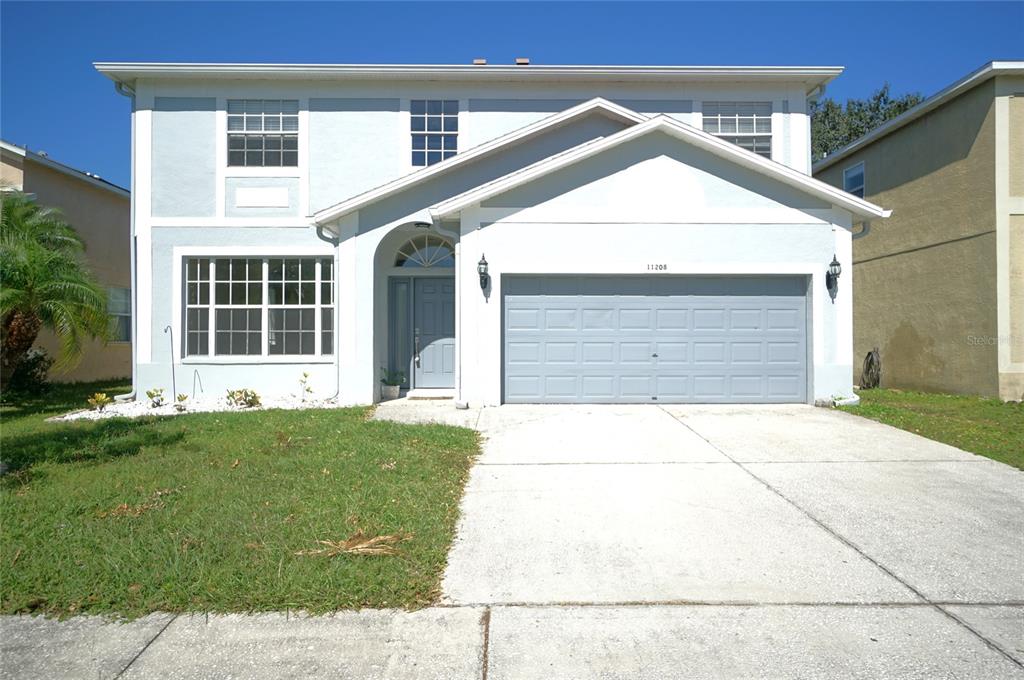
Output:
top-left (841, 389), bottom-right (1024, 470)
top-left (0, 382), bottom-right (479, 618)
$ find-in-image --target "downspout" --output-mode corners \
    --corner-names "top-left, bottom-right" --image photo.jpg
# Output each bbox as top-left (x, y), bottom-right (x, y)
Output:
top-left (113, 79), bottom-right (138, 402)
top-left (315, 223), bottom-right (341, 400)
top-left (430, 214), bottom-right (466, 408)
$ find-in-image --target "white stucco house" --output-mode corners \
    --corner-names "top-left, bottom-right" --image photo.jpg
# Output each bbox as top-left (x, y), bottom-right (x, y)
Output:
top-left (96, 61), bottom-right (889, 406)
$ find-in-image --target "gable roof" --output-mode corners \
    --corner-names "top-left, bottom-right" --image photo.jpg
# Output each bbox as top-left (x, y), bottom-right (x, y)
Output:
top-left (814, 60), bottom-right (1024, 172)
top-left (431, 115), bottom-right (891, 221)
top-left (313, 97), bottom-right (646, 225)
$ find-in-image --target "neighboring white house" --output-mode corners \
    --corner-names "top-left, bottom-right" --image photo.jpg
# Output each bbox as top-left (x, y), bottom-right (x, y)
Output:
top-left (96, 61), bottom-right (889, 406)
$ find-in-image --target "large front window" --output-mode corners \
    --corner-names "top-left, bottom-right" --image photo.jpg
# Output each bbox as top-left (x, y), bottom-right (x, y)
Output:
top-left (184, 257), bottom-right (334, 358)
top-left (702, 101), bottom-right (773, 158)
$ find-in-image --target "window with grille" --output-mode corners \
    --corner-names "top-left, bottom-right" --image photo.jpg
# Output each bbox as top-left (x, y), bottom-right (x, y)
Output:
top-left (107, 287), bottom-right (131, 343)
top-left (702, 102), bottom-right (773, 158)
top-left (411, 100), bottom-right (458, 167)
top-left (227, 100), bottom-right (299, 167)
top-left (184, 257), bottom-right (334, 357)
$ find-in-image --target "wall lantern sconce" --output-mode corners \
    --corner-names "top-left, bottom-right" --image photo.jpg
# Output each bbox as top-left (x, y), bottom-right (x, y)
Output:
top-left (477, 254), bottom-right (490, 290)
top-left (826, 254), bottom-right (842, 302)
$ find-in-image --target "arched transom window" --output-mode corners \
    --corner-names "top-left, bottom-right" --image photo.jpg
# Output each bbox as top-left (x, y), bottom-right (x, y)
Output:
top-left (394, 234), bottom-right (455, 268)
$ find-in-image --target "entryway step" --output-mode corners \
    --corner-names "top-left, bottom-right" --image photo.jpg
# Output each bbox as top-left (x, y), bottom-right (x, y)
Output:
top-left (406, 389), bottom-right (455, 400)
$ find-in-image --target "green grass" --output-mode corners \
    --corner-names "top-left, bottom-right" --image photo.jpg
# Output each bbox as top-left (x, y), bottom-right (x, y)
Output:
top-left (1, 381), bottom-right (479, 618)
top-left (841, 389), bottom-right (1024, 470)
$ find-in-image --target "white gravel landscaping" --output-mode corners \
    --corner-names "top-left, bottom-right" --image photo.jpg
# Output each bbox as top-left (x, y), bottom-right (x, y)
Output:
top-left (54, 395), bottom-right (344, 422)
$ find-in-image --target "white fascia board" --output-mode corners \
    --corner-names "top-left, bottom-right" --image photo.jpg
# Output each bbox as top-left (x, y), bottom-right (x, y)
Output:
top-left (432, 115), bottom-right (891, 220)
top-left (312, 98), bottom-right (647, 225)
top-left (0, 140), bottom-right (26, 157)
top-left (814, 61), bottom-right (1024, 172)
top-left (95, 63), bottom-right (843, 91)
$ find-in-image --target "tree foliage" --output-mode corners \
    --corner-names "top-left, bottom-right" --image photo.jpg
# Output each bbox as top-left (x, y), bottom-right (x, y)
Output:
top-left (0, 190), bottom-right (110, 386)
top-left (811, 83), bottom-right (924, 161)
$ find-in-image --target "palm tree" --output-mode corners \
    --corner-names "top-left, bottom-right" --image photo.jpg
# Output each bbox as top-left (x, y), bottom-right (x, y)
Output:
top-left (1, 190), bottom-right (110, 386)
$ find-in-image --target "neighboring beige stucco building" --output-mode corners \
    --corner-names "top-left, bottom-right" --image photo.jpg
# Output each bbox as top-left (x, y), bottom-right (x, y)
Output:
top-left (815, 61), bottom-right (1024, 401)
top-left (1, 140), bottom-right (132, 382)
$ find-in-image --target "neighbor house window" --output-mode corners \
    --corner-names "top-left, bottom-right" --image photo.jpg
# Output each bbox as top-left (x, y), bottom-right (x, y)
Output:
top-left (411, 100), bottom-right (458, 166)
top-left (108, 287), bottom-right (131, 343)
top-left (702, 102), bottom-right (773, 158)
top-left (843, 162), bottom-right (865, 198)
top-left (227, 99), bottom-right (299, 167)
top-left (184, 257), bottom-right (334, 358)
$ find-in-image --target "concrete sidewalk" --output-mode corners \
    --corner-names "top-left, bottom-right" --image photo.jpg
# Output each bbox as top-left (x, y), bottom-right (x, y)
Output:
top-left (3, 402), bottom-right (1022, 678)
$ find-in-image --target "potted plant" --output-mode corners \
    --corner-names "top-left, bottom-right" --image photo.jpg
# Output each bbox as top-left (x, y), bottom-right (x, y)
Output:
top-left (380, 368), bottom-right (405, 400)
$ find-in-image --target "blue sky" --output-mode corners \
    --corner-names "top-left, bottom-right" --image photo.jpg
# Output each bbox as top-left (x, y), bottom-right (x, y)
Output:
top-left (2, 1), bottom-right (1021, 188)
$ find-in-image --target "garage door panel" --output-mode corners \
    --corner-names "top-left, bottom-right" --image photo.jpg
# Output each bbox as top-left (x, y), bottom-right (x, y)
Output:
top-left (620, 342), bottom-right (654, 364)
top-left (730, 342), bottom-right (763, 364)
top-left (619, 308), bottom-right (653, 330)
top-left (504, 276), bottom-right (807, 403)
top-left (692, 309), bottom-right (727, 330)
top-left (767, 341), bottom-right (801, 364)
top-left (655, 308), bottom-right (689, 330)
top-left (581, 342), bottom-right (615, 364)
top-left (620, 375), bottom-right (653, 397)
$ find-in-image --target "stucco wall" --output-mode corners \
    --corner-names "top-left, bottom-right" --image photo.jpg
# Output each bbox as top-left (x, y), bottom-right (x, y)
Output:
top-left (151, 97), bottom-right (217, 217)
top-left (1009, 94), bottom-right (1024, 197)
top-left (1, 149), bottom-right (25, 188)
top-left (138, 226), bottom-right (337, 399)
top-left (816, 80), bottom-right (998, 396)
top-left (19, 158), bottom-right (132, 381)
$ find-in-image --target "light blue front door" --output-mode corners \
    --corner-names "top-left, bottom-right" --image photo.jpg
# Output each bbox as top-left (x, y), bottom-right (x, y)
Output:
top-left (413, 278), bottom-right (455, 388)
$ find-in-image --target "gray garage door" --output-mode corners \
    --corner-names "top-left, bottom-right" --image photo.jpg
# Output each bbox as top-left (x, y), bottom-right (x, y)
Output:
top-left (503, 276), bottom-right (808, 404)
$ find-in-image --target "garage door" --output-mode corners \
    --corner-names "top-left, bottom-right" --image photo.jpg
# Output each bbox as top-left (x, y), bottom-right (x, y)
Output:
top-left (503, 276), bottom-right (808, 404)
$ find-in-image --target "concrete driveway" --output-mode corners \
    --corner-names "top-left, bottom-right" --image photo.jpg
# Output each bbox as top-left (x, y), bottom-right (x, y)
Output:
top-left (379, 400), bottom-right (1024, 678)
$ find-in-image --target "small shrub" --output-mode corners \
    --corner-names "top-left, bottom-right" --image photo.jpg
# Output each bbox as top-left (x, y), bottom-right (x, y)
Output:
top-left (174, 394), bottom-right (188, 412)
top-left (6, 348), bottom-right (54, 394)
top-left (145, 388), bottom-right (165, 408)
top-left (226, 388), bottom-right (261, 409)
top-left (87, 392), bottom-right (112, 411)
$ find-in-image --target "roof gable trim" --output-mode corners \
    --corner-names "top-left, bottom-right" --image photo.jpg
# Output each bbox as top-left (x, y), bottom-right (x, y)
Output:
top-left (312, 97), bottom-right (646, 224)
top-left (431, 116), bottom-right (891, 220)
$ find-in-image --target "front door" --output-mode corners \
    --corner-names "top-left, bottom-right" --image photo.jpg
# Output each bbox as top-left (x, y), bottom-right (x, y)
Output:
top-left (413, 278), bottom-right (455, 388)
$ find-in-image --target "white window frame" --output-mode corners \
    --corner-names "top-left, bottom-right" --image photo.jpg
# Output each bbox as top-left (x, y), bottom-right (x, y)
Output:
top-left (410, 99), bottom-right (459, 167)
top-left (226, 99), bottom-right (300, 168)
top-left (177, 250), bottom-right (336, 364)
top-left (702, 101), bottom-right (773, 158)
top-left (107, 287), bottom-right (131, 344)
top-left (843, 162), bottom-right (865, 198)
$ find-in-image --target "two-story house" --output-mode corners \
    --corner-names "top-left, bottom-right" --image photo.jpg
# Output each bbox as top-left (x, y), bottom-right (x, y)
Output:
top-left (815, 61), bottom-right (1023, 401)
top-left (96, 61), bottom-right (888, 406)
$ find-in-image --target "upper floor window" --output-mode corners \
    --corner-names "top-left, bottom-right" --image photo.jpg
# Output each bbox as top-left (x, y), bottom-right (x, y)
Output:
top-left (227, 99), bottom-right (299, 167)
top-left (702, 102), bottom-right (772, 158)
top-left (411, 100), bottom-right (458, 167)
top-left (843, 162), bottom-right (865, 198)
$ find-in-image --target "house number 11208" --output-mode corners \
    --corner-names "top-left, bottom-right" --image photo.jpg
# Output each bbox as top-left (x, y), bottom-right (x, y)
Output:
top-left (647, 264), bottom-right (668, 271)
